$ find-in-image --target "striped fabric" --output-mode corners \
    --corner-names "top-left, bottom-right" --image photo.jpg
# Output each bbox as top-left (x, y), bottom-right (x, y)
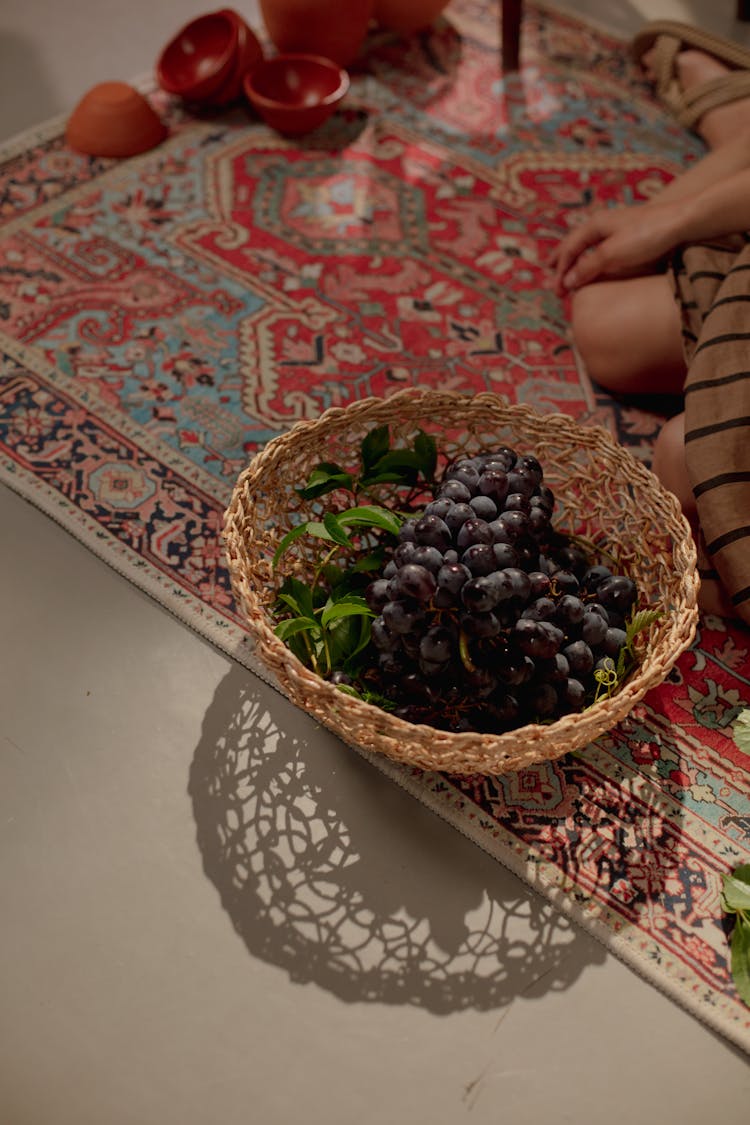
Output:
top-left (672, 235), bottom-right (750, 625)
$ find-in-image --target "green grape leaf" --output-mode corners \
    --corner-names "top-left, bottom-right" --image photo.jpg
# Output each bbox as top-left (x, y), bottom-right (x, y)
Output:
top-left (361, 425), bottom-right (391, 472)
top-left (356, 470), bottom-right (411, 485)
top-left (350, 551), bottom-right (387, 573)
top-left (334, 683), bottom-right (363, 698)
top-left (320, 595), bottom-right (373, 628)
top-left (322, 511), bottom-right (354, 547)
top-left (273, 522), bottom-right (313, 567)
top-left (625, 608), bottom-right (662, 646)
top-left (360, 449), bottom-right (423, 486)
top-left (296, 462), bottom-right (355, 500)
top-left (274, 616), bottom-right (320, 641)
top-left (277, 576), bottom-right (316, 619)
top-left (339, 505), bottom-right (403, 536)
top-left (732, 708), bottom-right (750, 755)
top-left (721, 870), bottom-right (750, 913)
top-left (414, 430), bottom-right (437, 480)
top-left (729, 919), bottom-right (750, 1007)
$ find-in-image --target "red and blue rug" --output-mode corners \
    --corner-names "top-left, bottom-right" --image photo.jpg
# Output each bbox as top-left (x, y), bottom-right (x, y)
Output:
top-left (0, 0), bottom-right (748, 1050)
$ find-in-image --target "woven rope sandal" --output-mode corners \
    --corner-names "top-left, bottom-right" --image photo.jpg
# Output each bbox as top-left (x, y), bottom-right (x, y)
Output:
top-left (632, 20), bottom-right (750, 129)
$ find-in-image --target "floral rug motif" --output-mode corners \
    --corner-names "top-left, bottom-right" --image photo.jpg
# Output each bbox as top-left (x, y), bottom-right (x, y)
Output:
top-left (0, 0), bottom-right (748, 1050)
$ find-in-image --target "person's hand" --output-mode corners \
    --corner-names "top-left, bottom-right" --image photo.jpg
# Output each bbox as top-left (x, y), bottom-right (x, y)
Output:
top-left (550, 201), bottom-right (684, 296)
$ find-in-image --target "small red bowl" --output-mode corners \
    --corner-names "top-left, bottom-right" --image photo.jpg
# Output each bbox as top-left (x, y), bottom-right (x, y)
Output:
top-left (243, 53), bottom-right (349, 136)
top-left (156, 10), bottom-right (239, 102)
top-left (66, 82), bottom-right (167, 158)
top-left (203, 10), bottom-right (264, 107)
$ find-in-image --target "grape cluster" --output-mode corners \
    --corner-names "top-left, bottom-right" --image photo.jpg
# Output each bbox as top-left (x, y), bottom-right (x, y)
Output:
top-left (363, 447), bottom-right (638, 733)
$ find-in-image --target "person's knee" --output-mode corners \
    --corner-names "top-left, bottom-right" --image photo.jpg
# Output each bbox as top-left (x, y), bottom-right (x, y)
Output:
top-left (569, 284), bottom-right (618, 386)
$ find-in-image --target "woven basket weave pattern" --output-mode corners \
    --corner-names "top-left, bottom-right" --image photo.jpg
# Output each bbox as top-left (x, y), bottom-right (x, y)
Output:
top-left (224, 390), bottom-right (699, 775)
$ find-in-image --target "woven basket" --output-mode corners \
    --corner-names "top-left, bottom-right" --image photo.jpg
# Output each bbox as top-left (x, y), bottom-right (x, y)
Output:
top-left (224, 389), bottom-right (699, 775)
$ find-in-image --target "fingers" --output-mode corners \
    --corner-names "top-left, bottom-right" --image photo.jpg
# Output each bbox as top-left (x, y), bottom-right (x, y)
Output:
top-left (551, 217), bottom-right (607, 296)
top-left (558, 246), bottom-right (604, 293)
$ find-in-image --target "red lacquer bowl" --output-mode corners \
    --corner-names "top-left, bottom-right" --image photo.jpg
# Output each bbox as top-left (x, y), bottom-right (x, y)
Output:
top-left (66, 82), bottom-right (167, 158)
top-left (204, 9), bottom-right (265, 106)
top-left (156, 10), bottom-right (239, 102)
top-left (243, 53), bottom-right (349, 136)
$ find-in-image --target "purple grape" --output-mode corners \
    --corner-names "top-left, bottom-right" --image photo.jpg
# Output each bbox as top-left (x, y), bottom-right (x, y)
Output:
top-left (411, 545), bottom-right (444, 574)
top-left (485, 569), bottom-right (516, 604)
top-left (513, 618), bottom-right (563, 658)
top-left (445, 503), bottom-right (475, 535)
top-left (461, 543), bottom-right (496, 576)
top-left (414, 514), bottom-right (452, 551)
top-left (461, 576), bottom-right (501, 612)
top-left (515, 453), bottom-right (543, 483)
top-left (581, 565), bottom-right (612, 593)
top-left (393, 541), bottom-right (418, 567)
top-left (419, 657), bottom-right (446, 679)
top-left (456, 518), bottom-right (493, 550)
top-left (398, 518), bottom-right (418, 543)
top-left (365, 578), bottom-right (391, 612)
top-left (527, 681), bottom-right (559, 718)
top-left (438, 479), bottom-right (472, 504)
top-left (491, 542), bottom-right (519, 569)
top-left (460, 610), bottom-right (501, 638)
top-left (561, 678), bottom-right (586, 710)
top-left (597, 575), bottom-right (637, 614)
top-left (506, 468), bottom-right (536, 499)
top-left (563, 639), bottom-right (594, 676)
top-left (437, 562), bottom-right (471, 596)
top-left (505, 567), bottom-right (532, 602)
top-left (478, 469), bottom-right (509, 505)
top-left (382, 600), bottom-right (426, 635)
top-left (528, 571), bottom-right (551, 598)
top-left (522, 596), bottom-right (557, 622)
top-left (535, 652), bottom-right (570, 682)
top-left (390, 563), bottom-right (437, 603)
top-left (528, 507), bottom-right (551, 538)
top-left (420, 625), bottom-right (454, 664)
top-left (470, 495), bottom-right (498, 521)
top-left (424, 497), bottom-right (454, 520)
top-left (371, 616), bottom-right (399, 651)
top-left (503, 492), bottom-right (531, 514)
top-left (555, 594), bottom-right (586, 627)
top-left (445, 461), bottom-right (481, 491)
top-left (492, 511), bottom-right (528, 543)
top-left (554, 544), bottom-right (589, 578)
top-left (480, 448), bottom-right (516, 472)
top-left (603, 627), bottom-right (627, 658)
top-left (464, 667), bottom-right (498, 698)
top-left (553, 569), bottom-right (579, 594)
top-left (581, 609), bottom-right (608, 647)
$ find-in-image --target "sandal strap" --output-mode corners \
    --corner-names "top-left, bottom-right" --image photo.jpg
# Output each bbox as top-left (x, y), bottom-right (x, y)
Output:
top-left (677, 69), bottom-right (750, 127)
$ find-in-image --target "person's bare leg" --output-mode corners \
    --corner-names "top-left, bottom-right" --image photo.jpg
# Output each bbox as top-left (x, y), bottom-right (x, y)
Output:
top-left (641, 47), bottom-right (750, 148)
top-left (570, 274), bottom-right (686, 395)
top-left (652, 412), bottom-right (696, 518)
top-left (651, 412), bottom-right (736, 616)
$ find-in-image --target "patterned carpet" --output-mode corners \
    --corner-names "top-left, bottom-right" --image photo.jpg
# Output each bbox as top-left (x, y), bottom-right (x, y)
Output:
top-left (1, 0), bottom-right (748, 1050)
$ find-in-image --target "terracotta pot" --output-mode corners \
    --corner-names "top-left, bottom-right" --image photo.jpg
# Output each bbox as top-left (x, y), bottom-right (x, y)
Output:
top-left (373, 0), bottom-right (451, 34)
top-left (258, 0), bottom-right (373, 66)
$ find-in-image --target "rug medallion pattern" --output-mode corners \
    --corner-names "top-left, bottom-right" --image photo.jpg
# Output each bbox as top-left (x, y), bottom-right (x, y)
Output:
top-left (0, 0), bottom-right (748, 1049)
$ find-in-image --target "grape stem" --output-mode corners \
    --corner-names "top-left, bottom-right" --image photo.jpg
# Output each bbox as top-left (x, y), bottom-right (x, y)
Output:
top-left (458, 629), bottom-right (477, 673)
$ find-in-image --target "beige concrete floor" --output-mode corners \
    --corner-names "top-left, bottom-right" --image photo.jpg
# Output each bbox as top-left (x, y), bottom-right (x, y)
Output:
top-left (1, 3), bottom-right (749, 1123)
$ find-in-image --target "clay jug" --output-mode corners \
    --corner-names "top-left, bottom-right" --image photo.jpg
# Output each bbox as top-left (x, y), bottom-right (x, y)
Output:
top-left (373, 0), bottom-right (451, 34)
top-left (258, 0), bottom-right (374, 67)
